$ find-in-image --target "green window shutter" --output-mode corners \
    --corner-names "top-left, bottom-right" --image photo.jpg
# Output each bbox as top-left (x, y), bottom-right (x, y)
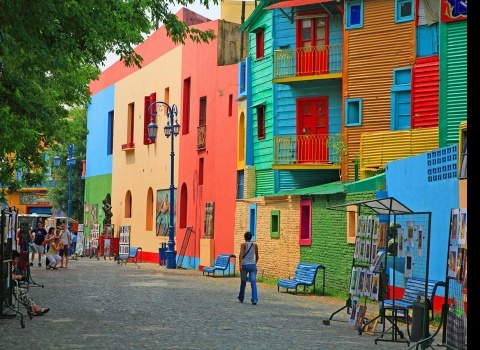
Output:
top-left (270, 210), bottom-right (280, 238)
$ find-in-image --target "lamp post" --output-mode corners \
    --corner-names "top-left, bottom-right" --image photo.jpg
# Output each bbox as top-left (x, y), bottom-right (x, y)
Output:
top-left (147, 101), bottom-right (180, 269)
top-left (54, 144), bottom-right (76, 218)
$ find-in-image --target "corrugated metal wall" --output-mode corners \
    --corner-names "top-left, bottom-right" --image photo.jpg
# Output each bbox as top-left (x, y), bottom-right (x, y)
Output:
top-left (343, 0), bottom-right (415, 182)
top-left (412, 56), bottom-right (439, 128)
top-left (439, 20), bottom-right (467, 147)
top-left (360, 127), bottom-right (439, 171)
top-left (256, 169), bottom-right (274, 196)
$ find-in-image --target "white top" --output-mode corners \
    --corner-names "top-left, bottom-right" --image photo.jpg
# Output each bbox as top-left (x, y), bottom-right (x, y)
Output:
top-left (59, 229), bottom-right (71, 245)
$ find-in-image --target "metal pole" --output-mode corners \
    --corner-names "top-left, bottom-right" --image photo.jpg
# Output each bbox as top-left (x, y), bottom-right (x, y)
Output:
top-left (166, 107), bottom-right (177, 269)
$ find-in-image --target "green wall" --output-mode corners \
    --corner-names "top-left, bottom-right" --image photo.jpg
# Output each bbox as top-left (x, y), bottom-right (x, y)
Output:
top-left (301, 191), bottom-right (376, 297)
top-left (83, 174), bottom-right (112, 239)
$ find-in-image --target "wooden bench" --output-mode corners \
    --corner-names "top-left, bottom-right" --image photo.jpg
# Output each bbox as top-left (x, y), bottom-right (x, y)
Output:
top-left (202, 254), bottom-right (236, 277)
top-left (118, 247), bottom-right (142, 266)
top-left (277, 262), bottom-right (325, 295)
top-left (381, 276), bottom-right (444, 321)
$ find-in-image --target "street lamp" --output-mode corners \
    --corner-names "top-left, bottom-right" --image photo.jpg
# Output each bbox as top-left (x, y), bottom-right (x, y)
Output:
top-left (54, 144), bottom-right (76, 218)
top-left (147, 101), bottom-right (180, 269)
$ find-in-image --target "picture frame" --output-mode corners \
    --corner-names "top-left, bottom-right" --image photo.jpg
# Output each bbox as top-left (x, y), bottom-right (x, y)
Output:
top-left (363, 316), bottom-right (379, 335)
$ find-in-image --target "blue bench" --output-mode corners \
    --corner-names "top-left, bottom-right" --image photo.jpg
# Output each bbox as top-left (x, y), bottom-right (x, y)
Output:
top-left (118, 247), bottom-right (142, 266)
top-left (277, 262), bottom-right (325, 295)
top-left (381, 276), bottom-right (444, 321)
top-left (202, 254), bottom-right (236, 277)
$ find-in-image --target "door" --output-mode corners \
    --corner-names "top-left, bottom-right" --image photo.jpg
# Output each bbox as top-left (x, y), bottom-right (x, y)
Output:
top-left (296, 17), bottom-right (329, 76)
top-left (296, 97), bottom-right (329, 163)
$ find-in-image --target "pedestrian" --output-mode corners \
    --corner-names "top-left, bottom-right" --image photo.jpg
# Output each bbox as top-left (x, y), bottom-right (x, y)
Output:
top-left (45, 228), bottom-right (61, 269)
top-left (59, 222), bottom-right (72, 268)
top-left (29, 220), bottom-right (47, 267)
top-left (70, 229), bottom-right (78, 258)
top-left (237, 231), bottom-right (259, 305)
top-left (43, 227), bottom-right (57, 268)
top-left (11, 250), bottom-right (50, 316)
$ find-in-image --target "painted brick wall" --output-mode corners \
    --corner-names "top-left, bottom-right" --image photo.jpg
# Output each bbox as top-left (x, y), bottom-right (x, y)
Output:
top-left (244, 166), bottom-right (256, 199)
top-left (301, 191), bottom-right (376, 296)
top-left (235, 196), bottom-right (300, 278)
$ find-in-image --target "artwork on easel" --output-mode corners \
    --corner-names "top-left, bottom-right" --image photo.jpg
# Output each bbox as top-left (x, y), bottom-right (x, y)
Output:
top-left (349, 297), bottom-right (359, 325)
top-left (371, 242), bottom-right (378, 263)
top-left (363, 316), bottom-right (379, 335)
top-left (456, 248), bottom-right (465, 282)
top-left (357, 269), bottom-right (365, 296)
top-left (365, 241), bottom-right (371, 263)
top-left (458, 208), bottom-right (467, 245)
top-left (355, 305), bottom-right (367, 330)
top-left (350, 267), bottom-right (359, 295)
top-left (366, 216), bottom-right (373, 240)
top-left (397, 227), bottom-right (405, 257)
top-left (372, 217), bottom-right (379, 240)
top-left (406, 220), bottom-right (415, 247)
top-left (450, 209), bottom-right (459, 245)
top-left (377, 223), bottom-right (387, 249)
top-left (461, 248), bottom-right (467, 290)
top-left (370, 273), bottom-right (380, 300)
top-left (417, 225), bottom-right (424, 257)
top-left (405, 251), bottom-right (413, 278)
top-left (370, 251), bottom-right (385, 272)
top-left (364, 270), bottom-right (372, 298)
top-left (354, 237), bottom-right (361, 259)
top-left (447, 245), bottom-right (458, 278)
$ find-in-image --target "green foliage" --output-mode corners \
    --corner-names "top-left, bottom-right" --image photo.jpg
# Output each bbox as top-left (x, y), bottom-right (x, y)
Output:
top-left (325, 133), bottom-right (348, 165)
top-left (0, 0), bottom-right (218, 201)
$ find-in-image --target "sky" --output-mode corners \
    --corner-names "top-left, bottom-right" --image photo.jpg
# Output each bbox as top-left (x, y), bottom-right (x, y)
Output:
top-left (100, 1), bottom-right (221, 70)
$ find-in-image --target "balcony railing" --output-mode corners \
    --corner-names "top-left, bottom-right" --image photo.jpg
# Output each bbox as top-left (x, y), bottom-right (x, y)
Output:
top-left (121, 142), bottom-right (135, 151)
top-left (197, 125), bottom-right (206, 150)
top-left (273, 44), bottom-right (342, 79)
top-left (274, 134), bottom-right (341, 165)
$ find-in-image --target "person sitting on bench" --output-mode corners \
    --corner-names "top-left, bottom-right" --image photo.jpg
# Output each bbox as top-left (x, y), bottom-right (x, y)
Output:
top-left (12, 250), bottom-right (50, 316)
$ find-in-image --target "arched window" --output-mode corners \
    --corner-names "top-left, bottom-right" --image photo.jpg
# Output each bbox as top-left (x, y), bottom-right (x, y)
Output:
top-left (146, 188), bottom-right (154, 231)
top-left (125, 190), bottom-right (132, 218)
top-left (179, 183), bottom-right (188, 229)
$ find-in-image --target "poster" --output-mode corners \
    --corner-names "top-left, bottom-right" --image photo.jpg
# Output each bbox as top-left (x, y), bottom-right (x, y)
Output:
top-left (447, 246), bottom-right (458, 278)
top-left (405, 251), bottom-right (413, 278)
top-left (417, 225), bottom-right (424, 258)
top-left (156, 189), bottom-right (176, 237)
top-left (406, 220), bottom-right (415, 247)
top-left (397, 228), bottom-right (405, 257)
top-left (458, 208), bottom-right (467, 245)
top-left (450, 209), bottom-right (459, 244)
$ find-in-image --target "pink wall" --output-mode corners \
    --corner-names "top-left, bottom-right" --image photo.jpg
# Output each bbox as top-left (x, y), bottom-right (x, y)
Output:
top-left (177, 20), bottom-right (239, 264)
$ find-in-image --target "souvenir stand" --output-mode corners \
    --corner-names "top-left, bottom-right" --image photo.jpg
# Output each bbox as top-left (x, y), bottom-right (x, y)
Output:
top-left (76, 224), bottom-right (85, 257)
top-left (323, 197), bottom-right (435, 347)
top-left (89, 223), bottom-right (100, 259)
top-left (436, 207), bottom-right (467, 350)
top-left (117, 225), bottom-right (131, 264)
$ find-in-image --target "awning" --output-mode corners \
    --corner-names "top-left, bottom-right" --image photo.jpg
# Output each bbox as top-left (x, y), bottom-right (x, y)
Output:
top-left (327, 197), bottom-right (413, 215)
top-left (265, 0), bottom-right (334, 10)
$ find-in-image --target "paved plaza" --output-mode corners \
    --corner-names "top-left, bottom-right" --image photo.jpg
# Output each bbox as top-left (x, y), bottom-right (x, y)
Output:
top-left (1, 258), bottom-right (444, 349)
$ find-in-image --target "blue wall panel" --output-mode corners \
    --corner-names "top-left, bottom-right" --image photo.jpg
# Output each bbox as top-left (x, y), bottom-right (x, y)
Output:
top-left (86, 85), bottom-right (114, 177)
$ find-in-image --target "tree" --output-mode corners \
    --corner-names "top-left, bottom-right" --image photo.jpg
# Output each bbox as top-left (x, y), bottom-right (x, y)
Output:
top-left (0, 0), bottom-right (218, 200)
top-left (47, 107), bottom-right (88, 223)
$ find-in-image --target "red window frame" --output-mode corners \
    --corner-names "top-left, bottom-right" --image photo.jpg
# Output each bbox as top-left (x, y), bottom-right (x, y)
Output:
top-left (257, 105), bottom-right (265, 139)
top-left (255, 29), bottom-right (264, 59)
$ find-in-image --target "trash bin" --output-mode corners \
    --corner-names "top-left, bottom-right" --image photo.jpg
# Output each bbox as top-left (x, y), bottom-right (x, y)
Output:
top-left (159, 243), bottom-right (167, 266)
top-left (411, 300), bottom-right (430, 342)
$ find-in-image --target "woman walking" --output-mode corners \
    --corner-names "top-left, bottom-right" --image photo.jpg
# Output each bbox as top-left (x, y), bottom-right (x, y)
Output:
top-left (237, 231), bottom-right (259, 305)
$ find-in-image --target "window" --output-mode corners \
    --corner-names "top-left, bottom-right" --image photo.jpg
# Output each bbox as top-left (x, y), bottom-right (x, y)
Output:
top-left (127, 103), bottom-right (134, 144)
top-left (390, 68), bottom-right (411, 131)
top-left (164, 87), bottom-right (170, 106)
top-left (346, 205), bottom-right (359, 244)
top-left (345, 98), bottom-right (362, 126)
top-left (199, 97), bottom-right (207, 127)
top-left (125, 190), bottom-right (132, 218)
top-left (179, 183), bottom-right (187, 229)
top-left (256, 105), bottom-right (266, 140)
top-left (459, 128), bottom-right (467, 179)
top-left (346, 0), bottom-right (363, 29)
top-left (237, 170), bottom-right (244, 199)
top-left (239, 60), bottom-right (247, 95)
top-left (299, 199), bottom-right (312, 245)
top-left (255, 29), bottom-right (264, 59)
top-left (199, 157), bottom-right (204, 185)
top-left (144, 93), bottom-right (155, 145)
top-left (228, 94), bottom-right (233, 117)
top-left (146, 188), bottom-right (154, 231)
top-left (182, 78), bottom-right (191, 135)
top-left (270, 210), bottom-right (280, 238)
top-left (107, 111), bottom-right (114, 155)
top-left (249, 204), bottom-right (257, 241)
top-left (395, 0), bottom-right (413, 23)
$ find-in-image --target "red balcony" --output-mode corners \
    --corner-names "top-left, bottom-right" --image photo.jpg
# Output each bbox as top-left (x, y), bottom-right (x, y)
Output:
top-left (121, 142), bottom-right (135, 151)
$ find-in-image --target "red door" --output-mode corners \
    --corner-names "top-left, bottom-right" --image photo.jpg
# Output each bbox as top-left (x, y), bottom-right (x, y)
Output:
top-left (296, 97), bottom-right (328, 163)
top-left (296, 17), bottom-right (329, 76)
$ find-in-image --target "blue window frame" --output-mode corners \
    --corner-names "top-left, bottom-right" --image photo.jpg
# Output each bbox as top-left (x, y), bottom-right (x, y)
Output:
top-left (346, 0), bottom-right (363, 29)
top-left (390, 68), bottom-right (411, 131)
top-left (345, 98), bottom-right (362, 126)
top-left (107, 110), bottom-right (114, 155)
top-left (395, 0), bottom-right (414, 23)
top-left (249, 204), bottom-right (257, 241)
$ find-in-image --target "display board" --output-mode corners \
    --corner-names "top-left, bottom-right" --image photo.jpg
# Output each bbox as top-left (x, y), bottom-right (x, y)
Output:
top-left (118, 225), bottom-right (131, 258)
top-left (76, 224), bottom-right (84, 256)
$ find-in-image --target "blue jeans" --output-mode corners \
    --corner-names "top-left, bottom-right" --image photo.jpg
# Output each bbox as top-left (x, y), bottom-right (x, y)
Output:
top-left (238, 264), bottom-right (258, 303)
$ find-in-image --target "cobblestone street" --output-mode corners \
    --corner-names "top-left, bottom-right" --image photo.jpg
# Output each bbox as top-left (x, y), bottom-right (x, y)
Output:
top-left (1, 258), bottom-right (439, 349)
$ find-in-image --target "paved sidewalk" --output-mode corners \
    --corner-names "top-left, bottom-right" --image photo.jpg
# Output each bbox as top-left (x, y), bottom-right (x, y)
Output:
top-left (1, 258), bottom-right (442, 349)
